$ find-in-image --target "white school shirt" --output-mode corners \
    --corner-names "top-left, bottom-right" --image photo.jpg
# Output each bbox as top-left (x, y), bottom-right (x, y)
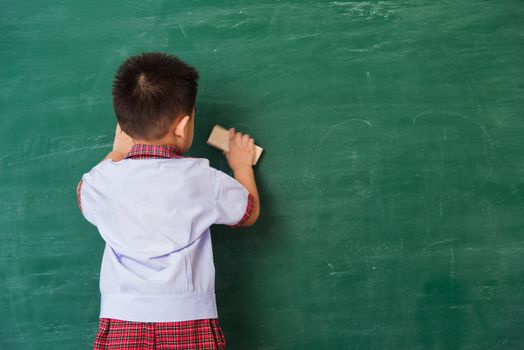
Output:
top-left (78, 144), bottom-right (253, 322)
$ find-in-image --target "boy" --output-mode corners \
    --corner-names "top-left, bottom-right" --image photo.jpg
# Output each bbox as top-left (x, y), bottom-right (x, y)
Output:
top-left (77, 52), bottom-right (260, 349)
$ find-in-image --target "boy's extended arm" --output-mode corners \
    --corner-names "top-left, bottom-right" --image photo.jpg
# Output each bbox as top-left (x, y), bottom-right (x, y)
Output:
top-left (233, 166), bottom-right (260, 226)
top-left (224, 129), bottom-right (260, 227)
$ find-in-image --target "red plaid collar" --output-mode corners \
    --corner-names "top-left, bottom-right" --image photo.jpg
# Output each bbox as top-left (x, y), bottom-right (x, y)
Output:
top-left (125, 144), bottom-right (181, 159)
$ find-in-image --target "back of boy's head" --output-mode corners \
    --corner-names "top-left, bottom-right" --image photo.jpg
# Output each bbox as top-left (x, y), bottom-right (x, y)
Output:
top-left (112, 52), bottom-right (199, 141)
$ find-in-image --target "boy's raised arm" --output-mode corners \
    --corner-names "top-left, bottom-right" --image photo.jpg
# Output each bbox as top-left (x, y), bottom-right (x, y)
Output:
top-left (224, 128), bottom-right (260, 227)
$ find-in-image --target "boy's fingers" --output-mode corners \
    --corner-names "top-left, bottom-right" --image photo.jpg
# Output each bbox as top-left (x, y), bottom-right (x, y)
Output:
top-left (227, 129), bottom-right (256, 149)
top-left (235, 132), bottom-right (243, 143)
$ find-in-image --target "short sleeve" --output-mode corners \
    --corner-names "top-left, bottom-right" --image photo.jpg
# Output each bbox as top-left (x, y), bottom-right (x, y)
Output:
top-left (77, 168), bottom-right (105, 227)
top-left (213, 170), bottom-right (254, 227)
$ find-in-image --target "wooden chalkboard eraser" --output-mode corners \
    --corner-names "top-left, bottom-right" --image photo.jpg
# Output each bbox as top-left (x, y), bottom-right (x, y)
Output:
top-left (207, 125), bottom-right (263, 165)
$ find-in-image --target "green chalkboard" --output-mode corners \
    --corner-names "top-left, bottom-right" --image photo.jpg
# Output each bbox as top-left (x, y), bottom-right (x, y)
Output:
top-left (1, 0), bottom-right (524, 349)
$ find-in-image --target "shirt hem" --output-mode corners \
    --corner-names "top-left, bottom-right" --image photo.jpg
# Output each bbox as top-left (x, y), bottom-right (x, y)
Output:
top-left (100, 292), bottom-right (218, 322)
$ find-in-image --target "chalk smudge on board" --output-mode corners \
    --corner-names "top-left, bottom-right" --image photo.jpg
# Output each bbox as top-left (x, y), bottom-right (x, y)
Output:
top-left (178, 24), bottom-right (189, 40)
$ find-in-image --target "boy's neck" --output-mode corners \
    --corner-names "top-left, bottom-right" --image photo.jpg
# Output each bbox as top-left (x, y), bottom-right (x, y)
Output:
top-left (134, 140), bottom-right (176, 146)
top-left (133, 135), bottom-right (179, 148)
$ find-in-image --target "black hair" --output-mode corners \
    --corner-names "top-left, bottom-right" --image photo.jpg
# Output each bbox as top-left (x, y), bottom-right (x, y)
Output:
top-left (112, 52), bottom-right (199, 140)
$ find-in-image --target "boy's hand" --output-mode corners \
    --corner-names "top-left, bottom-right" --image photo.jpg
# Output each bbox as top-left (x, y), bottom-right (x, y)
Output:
top-left (224, 128), bottom-right (255, 171)
top-left (112, 123), bottom-right (134, 158)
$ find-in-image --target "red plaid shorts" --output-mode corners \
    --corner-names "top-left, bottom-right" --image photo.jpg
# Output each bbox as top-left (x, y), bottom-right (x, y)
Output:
top-left (94, 318), bottom-right (226, 350)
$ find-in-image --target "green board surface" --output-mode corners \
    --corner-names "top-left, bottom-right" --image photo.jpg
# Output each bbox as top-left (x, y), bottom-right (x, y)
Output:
top-left (1, 0), bottom-right (524, 349)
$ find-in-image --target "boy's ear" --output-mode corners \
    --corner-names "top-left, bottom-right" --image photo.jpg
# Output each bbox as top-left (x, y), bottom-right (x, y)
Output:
top-left (174, 115), bottom-right (191, 138)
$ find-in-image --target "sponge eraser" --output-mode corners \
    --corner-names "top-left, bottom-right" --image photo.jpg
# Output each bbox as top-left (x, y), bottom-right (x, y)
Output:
top-left (207, 125), bottom-right (263, 165)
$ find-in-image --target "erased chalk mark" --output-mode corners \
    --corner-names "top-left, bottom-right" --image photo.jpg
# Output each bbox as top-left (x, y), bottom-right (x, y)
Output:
top-left (231, 19), bottom-right (248, 29)
top-left (179, 24), bottom-right (189, 40)
top-left (429, 238), bottom-right (459, 247)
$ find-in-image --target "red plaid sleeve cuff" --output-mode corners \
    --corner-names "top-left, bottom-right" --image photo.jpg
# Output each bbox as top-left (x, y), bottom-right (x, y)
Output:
top-left (76, 180), bottom-right (83, 212)
top-left (229, 193), bottom-right (255, 228)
